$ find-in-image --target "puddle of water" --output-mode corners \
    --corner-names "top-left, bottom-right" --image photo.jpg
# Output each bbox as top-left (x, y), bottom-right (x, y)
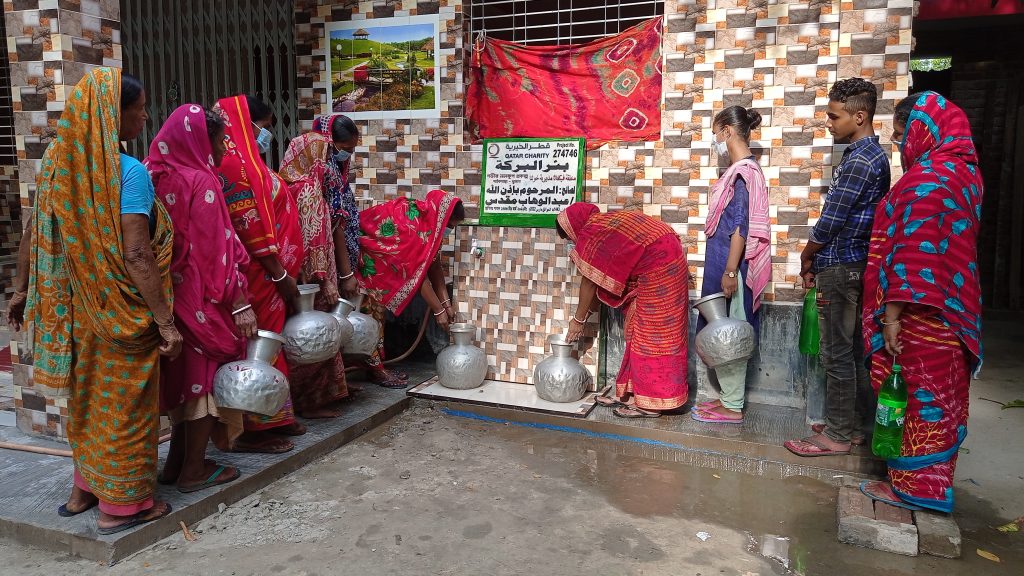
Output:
top-left (458, 419), bottom-right (1022, 575)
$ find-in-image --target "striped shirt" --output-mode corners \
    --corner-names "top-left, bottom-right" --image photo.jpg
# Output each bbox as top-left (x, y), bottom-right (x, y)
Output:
top-left (810, 136), bottom-right (890, 271)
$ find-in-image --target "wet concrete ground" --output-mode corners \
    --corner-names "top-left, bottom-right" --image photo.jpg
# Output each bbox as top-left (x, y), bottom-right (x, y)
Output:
top-left (1, 403), bottom-right (1019, 576)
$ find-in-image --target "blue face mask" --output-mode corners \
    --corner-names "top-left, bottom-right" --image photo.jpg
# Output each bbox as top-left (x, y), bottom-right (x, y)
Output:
top-left (333, 148), bottom-right (352, 164)
top-left (253, 122), bottom-right (273, 154)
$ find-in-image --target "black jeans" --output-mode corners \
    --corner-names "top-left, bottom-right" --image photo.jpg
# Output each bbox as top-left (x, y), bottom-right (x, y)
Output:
top-left (816, 261), bottom-right (872, 443)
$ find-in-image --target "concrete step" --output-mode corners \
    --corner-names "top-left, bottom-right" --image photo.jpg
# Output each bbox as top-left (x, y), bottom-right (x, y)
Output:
top-left (427, 398), bottom-right (886, 485)
top-left (0, 383), bottom-right (417, 565)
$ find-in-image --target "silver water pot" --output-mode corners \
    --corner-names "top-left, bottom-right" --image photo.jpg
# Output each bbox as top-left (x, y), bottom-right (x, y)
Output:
top-left (436, 323), bottom-right (488, 390)
top-left (533, 336), bottom-right (593, 403)
top-left (693, 292), bottom-right (755, 368)
top-left (337, 293), bottom-right (380, 358)
top-left (282, 284), bottom-right (344, 365)
top-left (213, 330), bottom-right (291, 416)
top-left (328, 297), bottom-right (355, 351)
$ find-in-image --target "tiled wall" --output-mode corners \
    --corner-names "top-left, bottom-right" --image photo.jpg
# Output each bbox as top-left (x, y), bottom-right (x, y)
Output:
top-left (295, 0), bottom-right (912, 388)
top-left (3, 0), bottom-right (122, 439)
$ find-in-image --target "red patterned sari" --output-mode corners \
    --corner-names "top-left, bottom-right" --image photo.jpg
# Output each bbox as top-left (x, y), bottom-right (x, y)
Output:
top-left (863, 92), bottom-right (984, 513)
top-left (558, 204), bottom-right (689, 410)
top-left (279, 132), bottom-right (349, 411)
top-left (216, 95), bottom-right (304, 431)
top-left (357, 189), bottom-right (461, 315)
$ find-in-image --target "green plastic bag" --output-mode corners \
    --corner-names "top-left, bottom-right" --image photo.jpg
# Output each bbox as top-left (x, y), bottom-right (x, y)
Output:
top-left (799, 288), bottom-right (820, 355)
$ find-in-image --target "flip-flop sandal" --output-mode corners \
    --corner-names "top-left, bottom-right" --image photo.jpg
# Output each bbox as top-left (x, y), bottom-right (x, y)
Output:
top-left (374, 375), bottom-right (409, 389)
top-left (810, 424), bottom-right (866, 446)
top-left (231, 439), bottom-right (294, 454)
top-left (97, 503), bottom-right (173, 536)
top-left (178, 465), bottom-right (241, 494)
top-left (57, 500), bottom-right (98, 517)
top-left (690, 408), bottom-right (744, 424)
top-left (783, 434), bottom-right (851, 457)
top-left (158, 459), bottom-right (217, 485)
top-left (696, 400), bottom-right (721, 410)
top-left (859, 481), bottom-right (923, 511)
top-left (593, 395), bottom-right (626, 408)
top-left (613, 406), bottom-right (661, 419)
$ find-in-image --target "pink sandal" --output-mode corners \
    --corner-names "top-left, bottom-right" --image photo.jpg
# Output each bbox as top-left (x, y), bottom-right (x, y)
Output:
top-left (690, 407), bottom-right (744, 424)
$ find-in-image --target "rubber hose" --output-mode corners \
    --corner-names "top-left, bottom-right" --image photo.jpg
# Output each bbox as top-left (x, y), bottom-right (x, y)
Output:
top-left (343, 308), bottom-right (431, 372)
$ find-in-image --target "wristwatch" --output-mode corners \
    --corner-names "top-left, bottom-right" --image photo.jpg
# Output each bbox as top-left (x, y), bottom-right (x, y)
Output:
top-left (725, 270), bottom-right (738, 278)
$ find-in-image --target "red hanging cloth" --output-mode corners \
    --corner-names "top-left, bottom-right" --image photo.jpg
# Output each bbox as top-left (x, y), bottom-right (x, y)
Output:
top-left (467, 17), bottom-right (664, 149)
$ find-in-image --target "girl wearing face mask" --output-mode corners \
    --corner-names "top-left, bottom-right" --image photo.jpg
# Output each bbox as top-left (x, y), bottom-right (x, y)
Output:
top-left (691, 106), bottom-right (771, 425)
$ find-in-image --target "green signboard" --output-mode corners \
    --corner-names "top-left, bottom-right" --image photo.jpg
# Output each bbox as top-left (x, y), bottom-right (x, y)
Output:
top-left (479, 137), bottom-right (586, 227)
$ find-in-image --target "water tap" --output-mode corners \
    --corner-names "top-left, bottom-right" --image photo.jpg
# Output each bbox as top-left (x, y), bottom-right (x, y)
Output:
top-left (470, 239), bottom-right (485, 259)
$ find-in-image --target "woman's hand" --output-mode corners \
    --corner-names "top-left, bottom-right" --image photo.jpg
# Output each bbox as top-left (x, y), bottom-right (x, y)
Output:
top-left (233, 308), bottom-right (258, 339)
top-left (157, 323), bottom-right (184, 359)
top-left (275, 274), bottom-right (300, 303)
top-left (883, 321), bottom-right (903, 356)
top-left (6, 290), bottom-right (27, 332)
top-left (722, 273), bottom-right (739, 298)
top-left (434, 309), bottom-right (451, 333)
top-left (340, 275), bottom-right (359, 300)
top-left (444, 299), bottom-right (456, 323)
top-left (566, 318), bottom-right (585, 343)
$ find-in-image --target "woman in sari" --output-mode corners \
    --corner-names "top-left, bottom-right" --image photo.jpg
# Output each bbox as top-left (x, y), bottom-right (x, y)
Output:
top-left (278, 131), bottom-right (351, 418)
top-left (691, 106), bottom-right (771, 425)
top-left (146, 104), bottom-right (256, 492)
top-left (560, 204), bottom-right (689, 418)
top-left (357, 189), bottom-right (465, 325)
top-left (859, 92), bottom-right (984, 513)
top-left (216, 95), bottom-right (305, 453)
top-left (14, 69), bottom-right (178, 533)
top-left (313, 114), bottom-right (409, 389)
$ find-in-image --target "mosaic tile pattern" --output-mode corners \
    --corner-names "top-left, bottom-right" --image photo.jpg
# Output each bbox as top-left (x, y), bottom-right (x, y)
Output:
top-left (452, 226), bottom-right (599, 385)
top-left (3, 0), bottom-right (123, 439)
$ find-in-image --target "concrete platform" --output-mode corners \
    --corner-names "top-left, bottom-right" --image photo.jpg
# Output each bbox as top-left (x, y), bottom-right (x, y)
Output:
top-left (428, 396), bottom-right (886, 484)
top-left (0, 370), bottom-right (425, 565)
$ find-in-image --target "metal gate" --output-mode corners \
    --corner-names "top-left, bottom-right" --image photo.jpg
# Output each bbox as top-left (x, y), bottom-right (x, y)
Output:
top-left (121, 0), bottom-right (298, 165)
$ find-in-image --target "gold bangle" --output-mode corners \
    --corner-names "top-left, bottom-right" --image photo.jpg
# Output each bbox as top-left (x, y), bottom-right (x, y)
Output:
top-left (880, 318), bottom-right (901, 326)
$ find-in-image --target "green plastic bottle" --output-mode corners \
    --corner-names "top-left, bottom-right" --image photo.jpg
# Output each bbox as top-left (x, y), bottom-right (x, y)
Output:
top-left (798, 288), bottom-right (819, 355)
top-left (872, 364), bottom-right (908, 459)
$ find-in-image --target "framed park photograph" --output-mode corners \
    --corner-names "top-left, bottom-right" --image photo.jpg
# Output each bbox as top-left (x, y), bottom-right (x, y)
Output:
top-left (325, 15), bottom-right (442, 120)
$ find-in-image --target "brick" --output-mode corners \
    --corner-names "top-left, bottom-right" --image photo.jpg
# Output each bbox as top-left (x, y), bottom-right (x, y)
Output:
top-left (874, 502), bottom-right (913, 525)
top-left (838, 486), bottom-right (875, 520)
top-left (914, 511), bottom-right (962, 559)
top-left (837, 487), bottom-right (918, 556)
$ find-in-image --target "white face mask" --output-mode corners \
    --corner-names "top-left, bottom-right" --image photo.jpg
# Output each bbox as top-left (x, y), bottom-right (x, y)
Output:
top-left (713, 128), bottom-right (730, 159)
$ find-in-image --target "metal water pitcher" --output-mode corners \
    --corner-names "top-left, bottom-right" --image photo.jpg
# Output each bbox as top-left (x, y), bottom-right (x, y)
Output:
top-left (328, 297), bottom-right (355, 351)
top-left (213, 330), bottom-right (291, 416)
top-left (281, 284), bottom-right (344, 365)
top-left (336, 293), bottom-right (380, 358)
top-left (436, 322), bottom-right (488, 390)
top-left (693, 292), bottom-right (755, 368)
top-left (533, 336), bottom-right (593, 403)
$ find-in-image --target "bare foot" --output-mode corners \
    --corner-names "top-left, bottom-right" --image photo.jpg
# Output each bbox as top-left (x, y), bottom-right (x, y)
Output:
top-left (62, 486), bottom-right (99, 515)
top-left (270, 422), bottom-right (307, 436)
top-left (700, 405), bottom-right (743, 420)
top-left (96, 501), bottom-right (172, 533)
top-left (232, 432), bottom-right (294, 454)
top-left (177, 461), bottom-right (240, 492)
top-left (298, 407), bottom-right (343, 419)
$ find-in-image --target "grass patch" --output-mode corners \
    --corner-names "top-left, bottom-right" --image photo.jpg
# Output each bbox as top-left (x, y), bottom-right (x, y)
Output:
top-left (411, 86), bottom-right (436, 110)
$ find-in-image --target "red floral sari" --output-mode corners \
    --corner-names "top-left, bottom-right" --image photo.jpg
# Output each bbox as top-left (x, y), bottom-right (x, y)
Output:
top-left (558, 204), bottom-right (689, 410)
top-left (357, 189), bottom-right (461, 315)
top-left (216, 95), bottom-right (304, 430)
top-left (279, 132), bottom-right (349, 411)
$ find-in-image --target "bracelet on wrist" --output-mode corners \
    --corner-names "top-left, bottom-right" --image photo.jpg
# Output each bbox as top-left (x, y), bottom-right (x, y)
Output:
top-left (155, 317), bottom-right (175, 328)
top-left (272, 270), bottom-right (289, 283)
top-left (432, 309), bottom-right (447, 317)
top-left (232, 304), bottom-right (253, 316)
top-left (571, 314), bottom-right (587, 324)
top-left (338, 271), bottom-right (355, 280)
top-left (881, 318), bottom-right (901, 326)
top-left (441, 298), bottom-right (451, 307)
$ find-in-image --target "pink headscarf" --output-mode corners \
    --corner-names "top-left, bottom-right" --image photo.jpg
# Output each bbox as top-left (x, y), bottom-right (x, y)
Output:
top-left (145, 104), bottom-right (250, 362)
top-left (706, 158), bottom-right (771, 311)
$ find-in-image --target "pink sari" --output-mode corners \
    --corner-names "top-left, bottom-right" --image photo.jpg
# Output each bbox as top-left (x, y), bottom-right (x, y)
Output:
top-left (145, 104), bottom-right (249, 417)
